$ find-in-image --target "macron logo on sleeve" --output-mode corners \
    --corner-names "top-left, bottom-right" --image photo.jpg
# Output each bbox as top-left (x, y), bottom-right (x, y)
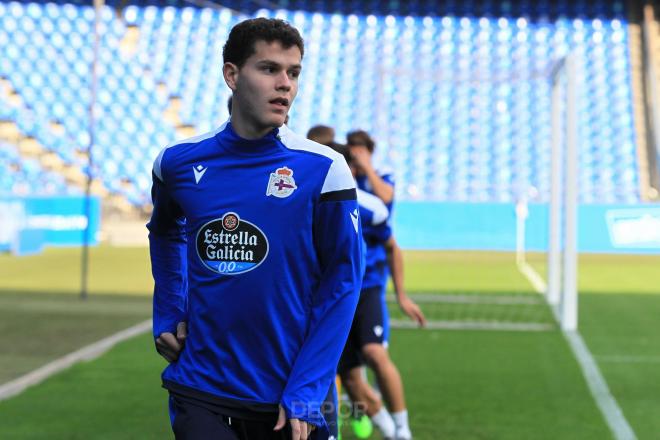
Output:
top-left (193, 165), bottom-right (208, 184)
top-left (350, 209), bottom-right (359, 233)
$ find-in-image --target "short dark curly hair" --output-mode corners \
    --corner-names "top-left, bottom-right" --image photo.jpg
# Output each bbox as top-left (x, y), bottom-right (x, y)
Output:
top-left (347, 130), bottom-right (376, 153)
top-left (223, 18), bottom-right (305, 68)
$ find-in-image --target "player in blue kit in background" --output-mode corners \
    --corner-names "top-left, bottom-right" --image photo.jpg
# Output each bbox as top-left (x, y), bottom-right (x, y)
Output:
top-left (147, 18), bottom-right (363, 440)
top-left (339, 131), bottom-right (425, 440)
top-left (308, 132), bottom-right (425, 440)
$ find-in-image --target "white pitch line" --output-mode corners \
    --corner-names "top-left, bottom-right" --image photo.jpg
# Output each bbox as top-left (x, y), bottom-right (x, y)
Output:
top-left (0, 319), bottom-right (152, 402)
top-left (517, 261), bottom-right (548, 294)
top-left (386, 293), bottom-right (543, 305)
top-left (516, 263), bottom-right (636, 440)
top-left (565, 332), bottom-right (637, 440)
top-left (390, 319), bottom-right (553, 332)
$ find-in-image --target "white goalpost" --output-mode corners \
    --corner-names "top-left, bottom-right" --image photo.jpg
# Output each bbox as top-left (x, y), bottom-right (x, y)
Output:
top-left (516, 54), bottom-right (579, 331)
top-left (557, 54), bottom-right (579, 331)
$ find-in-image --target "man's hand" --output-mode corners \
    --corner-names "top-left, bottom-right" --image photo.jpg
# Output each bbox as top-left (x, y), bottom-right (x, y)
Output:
top-left (155, 321), bottom-right (187, 362)
top-left (349, 145), bottom-right (372, 172)
top-left (273, 405), bottom-right (315, 440)
top-left (398, 295), bottom-right (426, 327)
top-left (350, 145), bottom-right (394, 203)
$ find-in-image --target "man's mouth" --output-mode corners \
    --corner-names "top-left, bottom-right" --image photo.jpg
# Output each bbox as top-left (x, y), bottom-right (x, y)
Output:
top-left (269, 98), bottom-right (289, 108)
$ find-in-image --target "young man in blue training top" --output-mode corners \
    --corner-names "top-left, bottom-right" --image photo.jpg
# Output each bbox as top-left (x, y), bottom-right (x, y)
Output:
top-left (147, 18), bottom-right (363, 440)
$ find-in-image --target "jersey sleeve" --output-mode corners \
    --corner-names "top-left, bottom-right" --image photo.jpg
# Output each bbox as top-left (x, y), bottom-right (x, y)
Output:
top-left (146, 149), bottom-right (188, 339)
top-left (357, 188), bottom-right (389, 226)
top-left (280, 156), bottom-right (363, 429)
top-left (358, 187), bottom-right (392, 245)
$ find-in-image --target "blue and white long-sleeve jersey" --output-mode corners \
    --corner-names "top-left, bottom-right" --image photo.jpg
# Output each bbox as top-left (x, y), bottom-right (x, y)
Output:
top-left (356, 168), bottom-right (395, 289)
top-left (357, 188), bottom-right (391, 245)
top-left (147, 122), bottom-right (363, 430)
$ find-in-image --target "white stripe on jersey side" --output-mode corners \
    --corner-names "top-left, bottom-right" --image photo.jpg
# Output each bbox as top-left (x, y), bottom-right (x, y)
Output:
top-left (277, 125), bottom-right (356, 194)
top-left (357, 188), bottom-right (389, 225)
top-left (152, 121), bottom-right (229, 182)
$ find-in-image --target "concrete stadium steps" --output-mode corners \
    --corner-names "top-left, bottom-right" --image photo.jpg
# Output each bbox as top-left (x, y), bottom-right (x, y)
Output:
top-left (642, 3), bottom-right (660, 199)
top-left (626, 17), bottom-right (654, 201)
top-left (0, 71), bottom-right (148, 215)
top-left (99, 218), bottom-right (149, 245)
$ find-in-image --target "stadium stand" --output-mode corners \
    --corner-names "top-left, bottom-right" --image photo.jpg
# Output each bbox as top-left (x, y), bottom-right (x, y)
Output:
top-left (0, 142), bottom-right (80, 196)
top-left (0, 0), bottom-right (644, 206)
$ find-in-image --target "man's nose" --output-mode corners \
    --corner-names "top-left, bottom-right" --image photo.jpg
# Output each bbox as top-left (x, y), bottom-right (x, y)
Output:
top-left (276, 71), bottom-right (292, 90)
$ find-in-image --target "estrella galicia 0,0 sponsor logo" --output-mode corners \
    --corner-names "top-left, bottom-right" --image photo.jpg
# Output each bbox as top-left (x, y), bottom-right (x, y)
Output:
top-left (196, 212), bottom-right (269, 275)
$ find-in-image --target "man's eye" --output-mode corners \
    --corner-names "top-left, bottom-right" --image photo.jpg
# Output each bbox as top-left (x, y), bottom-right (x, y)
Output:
top-left (289, 71), bottom-right (300, 79)
top-left (263, 66), bottom-right (276, 73)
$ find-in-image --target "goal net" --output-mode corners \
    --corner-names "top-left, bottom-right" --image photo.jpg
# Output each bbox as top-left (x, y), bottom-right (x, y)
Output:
top-left (375, 55), bottom-right (579, 332)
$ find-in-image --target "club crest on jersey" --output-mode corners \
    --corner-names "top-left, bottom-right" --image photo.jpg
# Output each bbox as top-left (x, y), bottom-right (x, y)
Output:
top-left (196, 212), bottom-right (269, 275)
top-left (266, 166), bottom-right (297, 198)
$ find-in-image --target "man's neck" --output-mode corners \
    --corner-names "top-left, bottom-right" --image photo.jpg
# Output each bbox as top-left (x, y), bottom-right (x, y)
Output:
top-left (230, 115), bottom-right (273, 140)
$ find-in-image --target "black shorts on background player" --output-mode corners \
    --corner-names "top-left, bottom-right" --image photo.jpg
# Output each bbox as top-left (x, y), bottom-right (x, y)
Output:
top-left (338, 285), bottom-right (386, 373)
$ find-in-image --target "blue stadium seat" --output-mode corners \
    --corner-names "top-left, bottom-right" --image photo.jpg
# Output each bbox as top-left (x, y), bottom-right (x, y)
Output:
top-left (0, 1), bottom-right (642, 204)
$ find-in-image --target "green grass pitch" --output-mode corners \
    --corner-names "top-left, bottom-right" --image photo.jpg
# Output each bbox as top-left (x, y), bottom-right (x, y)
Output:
top-left (0, 246), bottom-right (659, 439)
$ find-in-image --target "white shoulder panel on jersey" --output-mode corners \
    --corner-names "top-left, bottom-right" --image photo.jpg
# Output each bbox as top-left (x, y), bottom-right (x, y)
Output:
top-left (357, 188), bottom-right (389, 225)
top-left (153, 121), bottom-right (228, 182)
top-left (277, 125), bottom-right (356, 194)
top-left (152, 148), bottom-right (168, 182)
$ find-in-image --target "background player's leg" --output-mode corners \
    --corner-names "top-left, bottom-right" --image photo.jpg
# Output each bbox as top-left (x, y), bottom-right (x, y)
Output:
top-left (349, 286), bottom-right (402, 438)
top-left (339, 345), bottom-right (390, 438)
top-left (341, 366), bottom-right (382, 416)
top-left (342, 366), bottom-right (394, 439)
top-left (362, 344), bottom-right (411, 439)
top-left (362, 344), bottom-right (405, 412)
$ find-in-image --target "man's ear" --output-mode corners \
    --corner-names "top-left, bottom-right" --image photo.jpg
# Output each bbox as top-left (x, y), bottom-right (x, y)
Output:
top-left (223, 62), bottom-right (239, 91)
